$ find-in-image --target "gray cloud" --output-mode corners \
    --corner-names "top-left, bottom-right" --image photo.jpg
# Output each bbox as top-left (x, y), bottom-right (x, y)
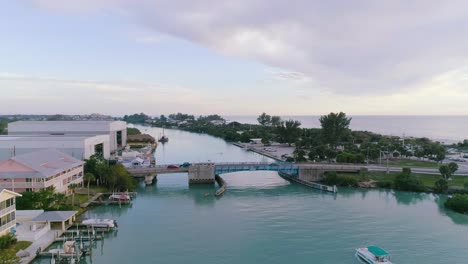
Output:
top-left (30, 0), bottom-right (468, 94)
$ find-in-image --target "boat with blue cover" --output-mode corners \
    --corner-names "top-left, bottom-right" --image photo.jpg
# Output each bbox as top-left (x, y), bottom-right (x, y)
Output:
top-left (355, 245), bottom-right (392, 264)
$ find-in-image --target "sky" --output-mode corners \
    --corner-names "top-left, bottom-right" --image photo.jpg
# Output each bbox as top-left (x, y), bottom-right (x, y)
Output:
top-left (1, 1), bottom-right (468, 116)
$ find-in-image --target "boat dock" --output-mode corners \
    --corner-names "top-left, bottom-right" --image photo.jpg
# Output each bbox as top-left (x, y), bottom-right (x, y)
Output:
top-left (80, 193), bottom-right (104, 208)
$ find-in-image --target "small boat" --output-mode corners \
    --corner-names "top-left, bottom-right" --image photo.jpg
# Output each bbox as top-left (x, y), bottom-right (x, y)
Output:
top-left (158, 128), bottom-right (169, 143)
top-left (82, 219), bottom-right (117, 228)
top-left (48, 241), bottom-right (82, 258)
top-left (356, 246), bottom-right (393, 264)
top-left (109, 193), bottom-right (131, 203)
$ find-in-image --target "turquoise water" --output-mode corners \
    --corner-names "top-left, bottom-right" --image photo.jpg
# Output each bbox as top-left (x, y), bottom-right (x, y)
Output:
top-left (34, 126), bottom-right (468, 264)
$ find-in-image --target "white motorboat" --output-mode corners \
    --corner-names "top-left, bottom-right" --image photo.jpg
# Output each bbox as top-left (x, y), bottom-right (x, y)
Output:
top-left (82, 219), bottom-right (117, 228)
top-left (356, 246), bottom-right (393, 264)
top-left (109, 193), bottom-right (131, 203)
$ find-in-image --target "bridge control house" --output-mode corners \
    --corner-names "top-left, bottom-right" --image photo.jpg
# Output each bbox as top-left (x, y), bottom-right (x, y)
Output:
top-left (0, 149), bottom-right (84, 193)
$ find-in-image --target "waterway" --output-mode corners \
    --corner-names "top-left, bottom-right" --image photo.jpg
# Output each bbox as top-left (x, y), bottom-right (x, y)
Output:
top-left (34, 126), bottom-right (468, 264)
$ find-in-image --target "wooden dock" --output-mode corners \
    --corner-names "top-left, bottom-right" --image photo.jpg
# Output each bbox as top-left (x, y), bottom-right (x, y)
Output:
top-left (80, 193), bottom-right (103, 208)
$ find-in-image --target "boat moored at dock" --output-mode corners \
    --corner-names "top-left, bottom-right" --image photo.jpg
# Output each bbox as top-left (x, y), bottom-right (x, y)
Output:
top-left (81, 219), bottom-right (118, 228)
top-left (109, 193), bottom-right (131, 203)
top-left (356, 246), bottom-right (392, 264)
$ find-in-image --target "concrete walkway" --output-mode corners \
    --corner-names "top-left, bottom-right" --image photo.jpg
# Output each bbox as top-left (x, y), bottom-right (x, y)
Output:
top-left (19, 230), bottom-right (63, 264)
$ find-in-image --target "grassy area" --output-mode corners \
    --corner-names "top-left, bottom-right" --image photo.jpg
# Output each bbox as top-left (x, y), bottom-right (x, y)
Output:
top-left (0, 241), bottom-right (32, 255)
top-left (386, 159), bottom-right (440, 169)
top-left (67, 193), bottom-right (91, 205)
top-left (339, 171), bottom-right (468, 189)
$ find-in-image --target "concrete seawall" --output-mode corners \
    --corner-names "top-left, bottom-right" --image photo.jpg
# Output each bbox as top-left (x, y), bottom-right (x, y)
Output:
top-left (214, 175), bottom-right (227, 196)
top-left (279, 172), bottom-right (337, 193)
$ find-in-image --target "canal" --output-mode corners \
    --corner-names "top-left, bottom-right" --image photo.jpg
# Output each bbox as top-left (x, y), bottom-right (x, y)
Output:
top-left (35, 126), bottom-right (468, 263)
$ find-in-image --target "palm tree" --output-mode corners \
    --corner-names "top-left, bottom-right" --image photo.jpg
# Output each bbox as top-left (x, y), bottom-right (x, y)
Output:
top-left (84, 172), bottom-right (96, 198)
top-left (68, 183), bottom-right (79, 207)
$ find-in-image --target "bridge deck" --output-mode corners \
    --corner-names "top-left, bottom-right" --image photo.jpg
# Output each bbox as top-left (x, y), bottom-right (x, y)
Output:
top-left (127, 162), bottom-right (364, 177)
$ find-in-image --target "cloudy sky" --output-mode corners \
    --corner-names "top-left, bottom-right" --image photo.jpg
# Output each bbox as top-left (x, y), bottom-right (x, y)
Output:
top-left (1, 1), bottom-right (468, 116)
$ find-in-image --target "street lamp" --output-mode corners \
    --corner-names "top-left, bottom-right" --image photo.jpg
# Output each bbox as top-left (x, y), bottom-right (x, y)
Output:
top-left (380, 149), bottom-right (389, 174)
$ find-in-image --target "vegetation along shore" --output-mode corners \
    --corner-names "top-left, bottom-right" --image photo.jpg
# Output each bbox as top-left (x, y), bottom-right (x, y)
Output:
top-left (124, 112), bottom-right (468, 214)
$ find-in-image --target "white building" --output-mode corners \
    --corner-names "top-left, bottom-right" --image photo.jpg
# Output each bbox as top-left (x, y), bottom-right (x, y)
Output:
top-left (0, 149), bottom-right (84, 193)
top-left (8, 121), bottom-right (127, 152)
top-left (0, 135), bottom-right (110, 160)
top-left (0, 188), bottom-right (21, 236)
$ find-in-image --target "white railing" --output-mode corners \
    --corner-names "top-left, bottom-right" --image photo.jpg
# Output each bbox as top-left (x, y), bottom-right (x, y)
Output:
top-left (0, 205), bottom-right (15, 217)
top-left (0, 182), bottom-right (45, 188)
top-left (0, 220), bottom-right (15, 233)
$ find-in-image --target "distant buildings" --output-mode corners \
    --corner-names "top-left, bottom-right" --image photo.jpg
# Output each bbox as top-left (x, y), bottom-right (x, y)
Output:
top-left (0, 188), bottom-right (21, 236)
top-left (0, 149), bottom-right (84, 193)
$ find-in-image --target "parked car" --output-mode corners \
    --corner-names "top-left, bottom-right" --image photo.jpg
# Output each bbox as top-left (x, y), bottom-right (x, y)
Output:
top-left (167, 165), bottom-right (179, 169)
top-left (180, 162), bottom-right (191, 167)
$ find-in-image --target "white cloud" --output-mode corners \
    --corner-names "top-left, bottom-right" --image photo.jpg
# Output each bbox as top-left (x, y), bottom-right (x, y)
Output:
top-left (28, 0), bottom-right (468, 96)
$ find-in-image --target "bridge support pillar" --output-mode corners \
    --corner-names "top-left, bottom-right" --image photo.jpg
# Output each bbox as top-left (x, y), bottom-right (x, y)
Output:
top-left (298, 167), bottom-right (325, 182)
top-left (188, 164), bottom-right (215, 184)
top-left (144, 174), bottom-right (157, 185)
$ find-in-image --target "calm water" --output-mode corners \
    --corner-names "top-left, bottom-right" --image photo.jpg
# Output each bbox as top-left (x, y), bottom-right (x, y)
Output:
top-left (227, 115), bottom-right (468, 143)
top-left (34, 126), bottom-right (468, 264)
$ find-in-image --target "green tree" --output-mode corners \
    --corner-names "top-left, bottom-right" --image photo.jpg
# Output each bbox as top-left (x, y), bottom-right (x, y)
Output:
top-left (68, 183), bottom-right (79, 207)
top-left (257, 113), bottom-right (272, 126)
top-left (127, 127), bottom-right (141, 135)
top-left (394, 168), bottom-right (424, 192)
top-left (271, 116), bottom-right (282, 127)
top-left (308, 148), bottom-right (317, 161)
top-left (84, 172), bottom-right (96, 198)
top-left (319, 112), bottom-right (352, 148)
top-left (434, 178), bottom-right (449, 193)
top-left (439, 162), bottom-right (459, 180)
top-left (276, 120), bottom-right (302, 146)
top-left (294, 150), bottom-right (307, 162)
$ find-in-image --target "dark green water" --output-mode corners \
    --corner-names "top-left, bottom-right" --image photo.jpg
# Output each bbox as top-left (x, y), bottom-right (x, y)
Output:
top-left (35, 127), bottom-right (468, 263)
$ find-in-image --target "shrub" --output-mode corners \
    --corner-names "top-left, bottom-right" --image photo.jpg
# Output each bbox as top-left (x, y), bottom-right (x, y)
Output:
top-left (434, 178), bottom-right (449, 193)
top-left (445, 194), bottom-right (468, 214)
top-left (0, 234), bottom-right (17, 250)
top-left (376, 181), bottom-right (393, 188)
top-left (323, 172), bottom-right (358, 187)
top-left (394, 171), bottom-right (425, 192)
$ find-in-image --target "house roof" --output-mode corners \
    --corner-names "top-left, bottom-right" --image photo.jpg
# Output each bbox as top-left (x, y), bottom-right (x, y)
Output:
top-left (0, 149), bottom-right (83, 179)
top-left (32, 211), bottom-right (78, 222)
top-left (0, 188), bottom-right (22, 197)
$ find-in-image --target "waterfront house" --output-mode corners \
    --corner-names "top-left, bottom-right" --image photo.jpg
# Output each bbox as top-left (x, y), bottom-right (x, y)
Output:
top-left (0, 188), bottom-right (21, 236)
top-left (0, 149), bottom-right (84, 193)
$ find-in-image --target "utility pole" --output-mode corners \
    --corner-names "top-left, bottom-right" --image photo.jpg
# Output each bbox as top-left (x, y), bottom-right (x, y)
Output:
top-left (386, 147), bottom-right (389, 174)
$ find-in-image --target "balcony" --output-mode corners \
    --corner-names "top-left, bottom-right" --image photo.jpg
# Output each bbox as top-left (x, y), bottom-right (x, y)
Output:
top-left (0, 220), bottom-right (15, 233)
top-left (0, 182), bottom-right (45, 189)
top-left (0, 205), bottom-right (15, 217)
